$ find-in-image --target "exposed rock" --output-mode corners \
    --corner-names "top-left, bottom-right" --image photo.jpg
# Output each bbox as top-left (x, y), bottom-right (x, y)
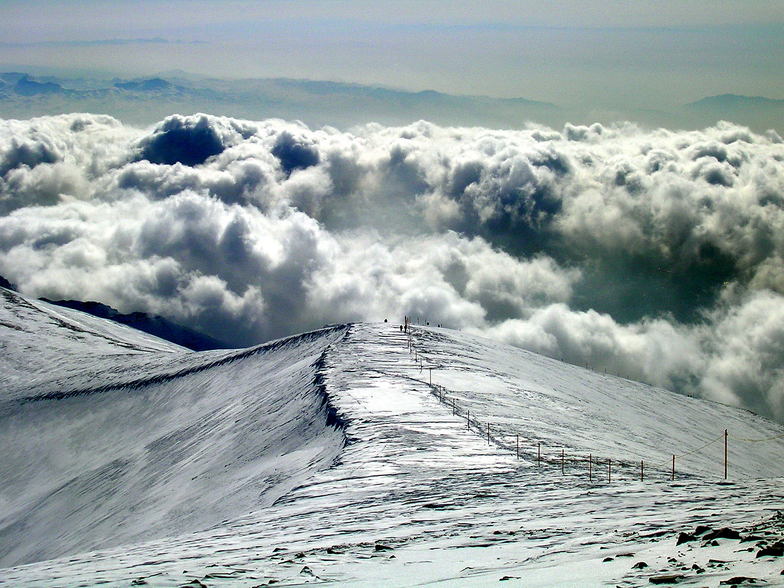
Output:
top-left (677, 532), bottom-right (697, 545)
top-left (694, 525), bottom-right (712, 536)
top-left (756, 541), bottom-right (784, 557)
top-left (374, 543), bottom-right (394, 552)
top-left (704, 528), bottom-right (742, 541)
top-left (632, 561), bottom-right (648, 569)
top-left (720, 577), bottom-right (759, 585)
top-left (649, 574), bottom-right (685, 584)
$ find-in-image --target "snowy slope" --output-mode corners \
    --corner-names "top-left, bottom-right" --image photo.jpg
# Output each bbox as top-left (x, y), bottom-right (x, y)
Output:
top-left (1, 292), bottom-right (783, 586)
top-left (0, 286), bottom-right (187, 392)
top-left (0, 287), bottom-right (348, 567)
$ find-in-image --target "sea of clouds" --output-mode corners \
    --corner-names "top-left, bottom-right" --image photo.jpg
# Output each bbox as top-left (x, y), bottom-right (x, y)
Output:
top-left (1, 113), bottom-right (783, 420)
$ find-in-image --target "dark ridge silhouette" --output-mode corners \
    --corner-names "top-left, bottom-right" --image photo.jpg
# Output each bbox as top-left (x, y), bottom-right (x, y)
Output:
top-left (0, 275), bottom-right (15, 291)
top-left (40, 298), bottom-right (233, 351)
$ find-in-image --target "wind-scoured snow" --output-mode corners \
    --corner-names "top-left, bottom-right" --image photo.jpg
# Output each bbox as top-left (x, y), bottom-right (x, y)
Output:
top-left (0, 287), bottom-right (348, 568)
top-left (1, 289), bottom-right (783, 586)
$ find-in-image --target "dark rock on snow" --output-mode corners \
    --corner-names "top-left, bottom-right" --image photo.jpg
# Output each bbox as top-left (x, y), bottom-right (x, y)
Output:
top-left (677, 532), bottom-right (697, 545)
top-left (757, 541), bottom-right (784, 557)
top-left (704, 528), bottom-right (742, 541)
top-left (649, 574), bottom-right (685, 584)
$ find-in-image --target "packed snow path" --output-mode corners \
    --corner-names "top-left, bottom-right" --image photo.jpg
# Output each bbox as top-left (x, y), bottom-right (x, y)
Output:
top-left (1, 300), bottom-right (783, 586)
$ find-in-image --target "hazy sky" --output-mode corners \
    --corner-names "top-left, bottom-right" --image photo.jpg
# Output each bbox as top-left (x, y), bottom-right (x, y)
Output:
top-left (1, 0), bottom-right (782, 108)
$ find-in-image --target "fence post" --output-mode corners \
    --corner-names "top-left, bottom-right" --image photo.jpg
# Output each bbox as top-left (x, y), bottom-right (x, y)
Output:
top-left (589, 454), bottom-right (592, 482)
top-left (487, 423), bottom-right (490, 445)
top-left (467, 410), bottom-right (470, 430)
top-left (640, 460), bottom-right (644, 482)
top-left (452, 398), bottom-right (455, 415)
top-left (516, 435), bottom-right (519, 459)
top-left (608, 458), bottom-right (611, 483)
top-left (724, 429), bottom-right (728, 480)
top-left (671, 455), bottom-right (675, 481)
top-left (537, 442), bottom-right (541, 467)
top-left (561, 449), bottom-right (565, 474)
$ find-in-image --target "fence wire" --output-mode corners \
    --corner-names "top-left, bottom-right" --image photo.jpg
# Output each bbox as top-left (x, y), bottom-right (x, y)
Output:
top-left (401, 326), bottom-right (783, 482)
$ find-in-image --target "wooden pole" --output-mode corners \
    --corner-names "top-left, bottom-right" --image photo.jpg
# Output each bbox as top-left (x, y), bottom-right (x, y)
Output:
top-left (452, 398), bottom-right (455, 415)
top-left (516, 435), bottom-right (519, 459)
top-left (487, 423), bottom-right (490, 445)
top-left (589, 454), bottom-right (592, 482)
top-left (608, 458), bottom-right (611, 483)
top-left (429, 368), bottom-right (432, 386)
top-left (724, 429), bottom-right (728, 480)
top-left (467, 410), bottom-right (470, 430)
top-left (640, 460), bottom-right (644, 482)
top-left (561, 448), bottom-right (565, 474)
top-left (537, 442), bottom-right (541, 467)
top-left (671, 455), bottom-right (675, 481)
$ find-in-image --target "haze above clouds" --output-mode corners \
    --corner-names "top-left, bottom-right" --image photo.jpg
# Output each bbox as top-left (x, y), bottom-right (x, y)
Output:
top-left (1, 1), bottom-right (782, 114)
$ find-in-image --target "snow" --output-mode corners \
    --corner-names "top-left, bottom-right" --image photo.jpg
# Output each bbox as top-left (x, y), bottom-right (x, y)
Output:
top-left (1, 288), bottom-right (783, 586)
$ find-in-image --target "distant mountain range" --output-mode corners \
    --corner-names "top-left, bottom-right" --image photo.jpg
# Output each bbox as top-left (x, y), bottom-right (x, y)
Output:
top-left (686, 93), bottom-right (784, 110)
top-left (0, 71), bottom-right (559, 129)
top-left (0, 71), bottom-right (780, 132)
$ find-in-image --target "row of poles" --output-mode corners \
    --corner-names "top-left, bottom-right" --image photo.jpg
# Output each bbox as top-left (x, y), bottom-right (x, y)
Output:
top-left (405, 327), bottom-right (731, 482)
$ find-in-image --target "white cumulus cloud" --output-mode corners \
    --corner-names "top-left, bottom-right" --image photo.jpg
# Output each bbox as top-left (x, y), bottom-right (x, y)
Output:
top-left (1, 113), bottom-right (784, 421)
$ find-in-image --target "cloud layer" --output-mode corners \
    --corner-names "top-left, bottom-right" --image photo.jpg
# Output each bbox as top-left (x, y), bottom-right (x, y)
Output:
top-left (1, 113), bottom-right (784, 421)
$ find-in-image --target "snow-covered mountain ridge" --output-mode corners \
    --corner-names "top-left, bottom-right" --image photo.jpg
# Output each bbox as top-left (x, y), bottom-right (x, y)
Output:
top-left (1, 286), bottom-right (783, 586)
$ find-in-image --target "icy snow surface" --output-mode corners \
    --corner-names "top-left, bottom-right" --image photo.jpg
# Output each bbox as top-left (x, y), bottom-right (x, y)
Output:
top-left (1, 288), bottom-right (783, 586)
